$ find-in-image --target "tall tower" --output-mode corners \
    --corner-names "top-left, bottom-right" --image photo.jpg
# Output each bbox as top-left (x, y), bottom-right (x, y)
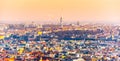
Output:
top-left (59, 8), bottom-right (63, 28)
top-left (60, 17), bottom-right (63, 27)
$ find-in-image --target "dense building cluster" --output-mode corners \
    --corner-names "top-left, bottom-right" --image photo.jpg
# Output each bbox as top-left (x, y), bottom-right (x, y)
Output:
top-left (0, 23), bottom-right (120, 61)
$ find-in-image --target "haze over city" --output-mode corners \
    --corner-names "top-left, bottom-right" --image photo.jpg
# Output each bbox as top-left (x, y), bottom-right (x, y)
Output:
top-left (1, 0), bottom-right (120, 61)
top-left (0, 0), bottom-right (120, 24)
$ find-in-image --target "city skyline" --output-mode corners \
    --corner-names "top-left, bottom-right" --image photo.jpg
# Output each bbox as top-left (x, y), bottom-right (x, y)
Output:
top-left (0, 0), bottom-right (120, 24)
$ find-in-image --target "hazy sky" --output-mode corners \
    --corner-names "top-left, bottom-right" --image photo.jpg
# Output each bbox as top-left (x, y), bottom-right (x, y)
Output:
top-left (0, 0), bottom-right (120, 24)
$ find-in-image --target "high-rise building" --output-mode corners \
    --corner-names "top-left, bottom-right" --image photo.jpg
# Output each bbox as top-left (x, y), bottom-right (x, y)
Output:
top-left (29, 21), bottom-right (37, 28)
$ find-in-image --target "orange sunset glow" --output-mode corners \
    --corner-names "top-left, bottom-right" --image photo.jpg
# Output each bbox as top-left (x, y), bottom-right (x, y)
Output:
top-left (0, 0), bottom-right (120, 24)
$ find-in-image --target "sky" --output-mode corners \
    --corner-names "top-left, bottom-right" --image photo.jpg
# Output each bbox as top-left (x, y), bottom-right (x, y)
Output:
top-left (0, 0), bottom-right (120, 24)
